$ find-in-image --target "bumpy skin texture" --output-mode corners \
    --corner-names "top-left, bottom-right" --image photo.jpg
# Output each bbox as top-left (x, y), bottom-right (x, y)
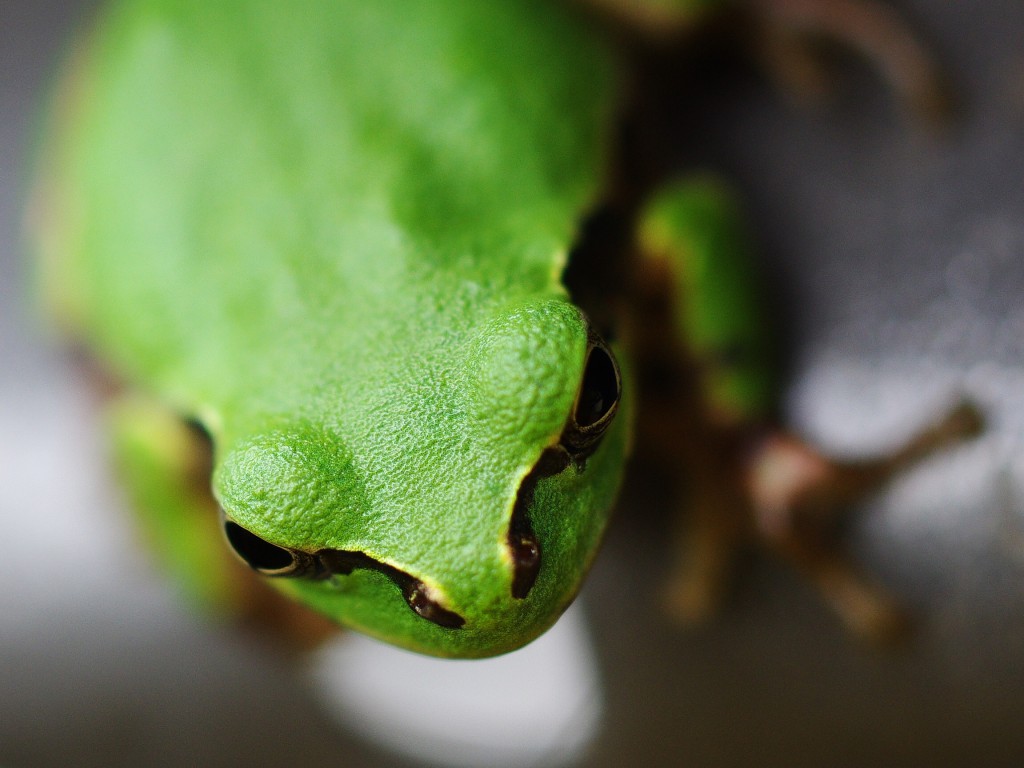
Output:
top-left (43, 0), bottom-right (629, 657)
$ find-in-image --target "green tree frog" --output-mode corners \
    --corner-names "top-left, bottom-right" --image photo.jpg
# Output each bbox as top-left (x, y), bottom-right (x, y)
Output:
top-left (31, 0), bottom-right (981, 657)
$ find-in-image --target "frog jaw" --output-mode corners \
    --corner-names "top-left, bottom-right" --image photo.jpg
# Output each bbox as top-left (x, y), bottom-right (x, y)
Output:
top-left (215, 300), bottom-right (627, 657)
top-left (226, 403), bottom-right (628, 659)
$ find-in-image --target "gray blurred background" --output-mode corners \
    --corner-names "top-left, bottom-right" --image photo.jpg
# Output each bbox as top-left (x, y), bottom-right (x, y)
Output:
top-left (3, 1), bottom-right (1024, 766)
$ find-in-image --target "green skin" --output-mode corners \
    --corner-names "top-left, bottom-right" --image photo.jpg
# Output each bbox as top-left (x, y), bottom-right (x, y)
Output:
top-left (37, 0), bottom-right (768, 658)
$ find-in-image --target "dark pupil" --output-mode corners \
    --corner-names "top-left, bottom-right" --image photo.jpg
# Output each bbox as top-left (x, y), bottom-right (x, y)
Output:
top-left (575, 346), bottom-right (619, 427)
top-left (224, 521), bottom-right (294, 571)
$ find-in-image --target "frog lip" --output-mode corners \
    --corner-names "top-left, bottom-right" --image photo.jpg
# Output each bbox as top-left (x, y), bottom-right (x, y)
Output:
top-left (507, 446), bottom-right (570, 599)
top-left (506, 333), bottom-right (621, 600)
top-left (316, 550), bottom-right (466, 630)
top-left (222, 517), bottom-right (465, 629)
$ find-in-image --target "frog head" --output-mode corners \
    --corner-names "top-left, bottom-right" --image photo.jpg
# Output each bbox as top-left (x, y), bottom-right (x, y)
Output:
top-left (214, 299), bottom-right (628, 658)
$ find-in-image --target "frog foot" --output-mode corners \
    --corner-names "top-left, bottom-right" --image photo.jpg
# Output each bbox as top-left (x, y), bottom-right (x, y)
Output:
top-left (661, 505), bottom-right (739, 626)
top-left (577, 0), bottom-right (948, 122)
top-left (743, 400), bottom-right (983, 644)
top-left (749, 0), bottom-right (950, 122)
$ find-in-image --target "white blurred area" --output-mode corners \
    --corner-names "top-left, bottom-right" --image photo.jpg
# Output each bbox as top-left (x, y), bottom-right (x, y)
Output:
top-left (309, 605), bottom-right (601, 768)
top-left (0, 354), bottom-right (156, 638)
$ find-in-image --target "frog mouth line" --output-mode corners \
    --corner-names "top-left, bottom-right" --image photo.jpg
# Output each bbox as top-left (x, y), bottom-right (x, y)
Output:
top-left (507, 333), bottom-right (622, 599)
top-left (223, 518), bottom-right (465, 629)
top-left (507, 446), bottom-right (570, 599)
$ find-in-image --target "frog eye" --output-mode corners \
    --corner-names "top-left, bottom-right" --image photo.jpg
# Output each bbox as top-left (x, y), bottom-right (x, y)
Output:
top-left (223, 518), bottom-right (322, 577)
top-left (561, 335), bottom-right (621, 460)
top-left (575, 340), bottom-right (620, 428)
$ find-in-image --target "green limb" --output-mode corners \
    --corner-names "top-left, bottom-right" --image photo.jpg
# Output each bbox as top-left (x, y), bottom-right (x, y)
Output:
top-left (633, 180), bottom-right (985, 642)
top-left (107, 396), bottom-right (238, 613)
top-left (637, 176), bottom-right (775, 426)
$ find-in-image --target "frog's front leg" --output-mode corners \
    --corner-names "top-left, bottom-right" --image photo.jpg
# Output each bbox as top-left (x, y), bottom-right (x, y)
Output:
top-left (107, 395), bottom-right (338, 652)
top-left (743, 405), bottom-right (982, 642)
top-left (624, 179), bottom-right (770, 624)
top-left (628, 178), bottom-right (983, 644)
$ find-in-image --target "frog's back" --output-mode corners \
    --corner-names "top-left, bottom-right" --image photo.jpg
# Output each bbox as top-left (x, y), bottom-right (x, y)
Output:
top-left (41, 0), bottom-right (616, 425)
